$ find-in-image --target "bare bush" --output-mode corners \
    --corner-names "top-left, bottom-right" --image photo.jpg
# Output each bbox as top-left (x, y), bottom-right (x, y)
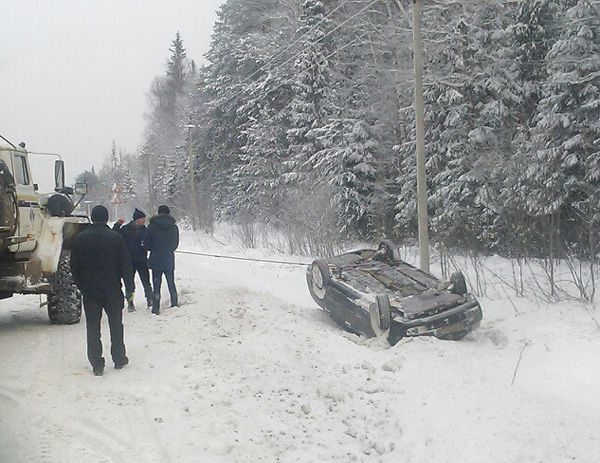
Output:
top-left (232, 214), bottom-right (258, 249)
top-left (277, 185), bottom-right (345, 257)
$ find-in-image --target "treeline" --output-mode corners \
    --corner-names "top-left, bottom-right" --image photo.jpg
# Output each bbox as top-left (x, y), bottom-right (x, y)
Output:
top-left (84, 0), bottom-right (600, 259)
top-left (76, 141), bottom-right (137, 217)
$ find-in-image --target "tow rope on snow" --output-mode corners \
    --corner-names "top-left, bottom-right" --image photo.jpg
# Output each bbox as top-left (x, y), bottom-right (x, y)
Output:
top-left (176, 249), bottom-right (311, 267)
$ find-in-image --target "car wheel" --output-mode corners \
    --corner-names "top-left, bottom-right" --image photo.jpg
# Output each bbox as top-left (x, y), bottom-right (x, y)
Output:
top-left (308, 259), bottom-right (331, 301)
top-left (388, 324), bottom-right (405, 345)
top-left (369, 294), bottom-right (391, 339)
top-left (379, 239), bottom-right (401, 262)
top-left (450, 271), bottom-right (468, 295)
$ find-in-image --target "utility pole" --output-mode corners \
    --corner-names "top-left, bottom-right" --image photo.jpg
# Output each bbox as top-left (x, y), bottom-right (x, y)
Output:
top-left (144, 148), bottom-right (152, 206)
top-left (412, 0), bottom-right (430, 273)
top-left (184, 124), bottom-right (200, 231)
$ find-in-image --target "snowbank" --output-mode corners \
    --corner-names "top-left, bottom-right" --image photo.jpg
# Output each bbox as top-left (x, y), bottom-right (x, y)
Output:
top-left (0, 231), bottom-right (599, 462)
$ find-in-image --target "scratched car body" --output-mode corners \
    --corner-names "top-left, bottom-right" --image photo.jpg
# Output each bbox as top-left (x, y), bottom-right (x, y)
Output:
top-left (306, 241), bottom-right (483, 345)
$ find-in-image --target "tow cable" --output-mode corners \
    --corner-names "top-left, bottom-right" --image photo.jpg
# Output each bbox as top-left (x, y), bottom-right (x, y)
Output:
top-left (176, 249), bottom-right (311, 267)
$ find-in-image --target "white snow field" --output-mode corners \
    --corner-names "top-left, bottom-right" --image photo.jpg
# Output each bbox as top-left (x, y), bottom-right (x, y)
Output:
top-left (1, 235), bottom-right (599, 463)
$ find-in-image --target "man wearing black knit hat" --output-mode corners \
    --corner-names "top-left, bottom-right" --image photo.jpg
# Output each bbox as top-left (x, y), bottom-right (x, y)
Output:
top-left (71, 205), bottom-right (134, 376)
top-left (145, 205), bottom-right (179, 314)
top-left (113, 208), bottom-right (153, 312)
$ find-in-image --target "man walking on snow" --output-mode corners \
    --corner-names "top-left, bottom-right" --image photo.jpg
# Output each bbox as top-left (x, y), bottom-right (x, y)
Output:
top-left (113, 208), bottom-right (153, 311)
top-left (71, 205), bottom-right (134, 376)
top-left (145, 205), bottom-right (179, 315)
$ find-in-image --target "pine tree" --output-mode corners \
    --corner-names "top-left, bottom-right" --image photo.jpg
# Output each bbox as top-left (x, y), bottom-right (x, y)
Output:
top-left (153, 151), bottom-right (178, 204)
top-left (482, 0), bottom-right (560, 253)
top-left (121, 164), bottom-right (137, 203)
top-left (285, 0), bottom-right (337, 185)
top-left (229, 108), bottom-right (279, 217)
top-left (166, 31), bottom-right (187, 97)
top-left (335, 118), bottom-right (379, 236)
top-left (109, 140), bottom-right (121, 183)
top-left (510, 0), bottom-right (561, 127)
top-left (528, 0), bottom-right (600, 244)
top-left (144, 32), bottom-right (193, 209)
top-left (198, 0), bottom-right (292, 219)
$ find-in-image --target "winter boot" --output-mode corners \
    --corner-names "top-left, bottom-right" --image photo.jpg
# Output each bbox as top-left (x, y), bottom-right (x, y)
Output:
top-left (93, 365), bottom-right (104, 376)
top-left (115, 357), bottom-right (129, 370)
top-left (127, 300), bottom-right (136, 312)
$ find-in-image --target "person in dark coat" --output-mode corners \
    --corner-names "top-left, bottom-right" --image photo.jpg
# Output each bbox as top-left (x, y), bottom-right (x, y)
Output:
top-left (145, 205), bottom-right (179, 315)
top-left (71, 205), bottom-right (134, 376)
top-left (113, 208), bottom-right (153, 312)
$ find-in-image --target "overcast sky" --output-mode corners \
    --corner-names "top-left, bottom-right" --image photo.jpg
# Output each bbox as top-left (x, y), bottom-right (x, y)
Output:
top-left (0, 0), bottom-right (224, 188)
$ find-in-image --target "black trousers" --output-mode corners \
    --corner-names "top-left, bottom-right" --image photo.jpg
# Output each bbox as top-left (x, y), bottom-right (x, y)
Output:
top-left (152, 269), bottom-right (178, 313)
top-left (83, 293), bottom-right (127, 368)
top-left (129, 260), bottom-right (153, 300)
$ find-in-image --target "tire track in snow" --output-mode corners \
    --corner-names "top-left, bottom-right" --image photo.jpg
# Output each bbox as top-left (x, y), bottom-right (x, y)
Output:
top-left (0, 380), bottom-right (131, 463)
top-left (120, 393), bottom-right (173, 463)
top-left (0, 386), bottom-right (20, 408)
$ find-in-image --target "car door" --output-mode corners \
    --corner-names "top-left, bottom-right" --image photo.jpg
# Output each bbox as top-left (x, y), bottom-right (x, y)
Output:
top-left (10, 152), bottom-right (38, 253)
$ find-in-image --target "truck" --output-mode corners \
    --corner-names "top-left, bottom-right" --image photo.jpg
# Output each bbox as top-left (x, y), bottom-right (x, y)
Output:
top-left (0, 137), bottom-right (90, 324)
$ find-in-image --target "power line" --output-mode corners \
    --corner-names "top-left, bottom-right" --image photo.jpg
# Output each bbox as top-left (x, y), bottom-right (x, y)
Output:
top-left (177, 249), bottom-right (310, 267)
top-left (213, 0), bottom-right (381, 109)
top-left (143, 0), bottom-right (600, 156)
top-left (228, 0), bottom-right (352, 94)
top-left (235, 32), bottom-right (372, 103)
top-left (144, 0), bottom-right (381, 153)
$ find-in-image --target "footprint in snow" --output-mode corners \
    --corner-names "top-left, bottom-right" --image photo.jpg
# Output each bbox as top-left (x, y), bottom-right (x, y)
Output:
top-left (471, 326), bottom-right (508, 348)
top-left (381, 357), bottom-right (403, 373)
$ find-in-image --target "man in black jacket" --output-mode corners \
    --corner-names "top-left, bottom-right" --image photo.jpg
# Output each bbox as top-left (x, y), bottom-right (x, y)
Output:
top-left (145, 205), bottom-right (179, 315)
top-left (71, 205), bottom-right (134, 376)
top-left (113, 208), bottom-right (153, 312)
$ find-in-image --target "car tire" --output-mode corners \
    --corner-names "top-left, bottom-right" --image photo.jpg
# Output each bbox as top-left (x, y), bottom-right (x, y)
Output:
top-left (379, 239), bottom-right (401, 263)
top-left (47, 250), bottom-right (82, 325)
top-left (388, 324), bottom-right (405, 345)
top-left (307, 259), bottom-right (331, 301)
top-left (450, 272), bottom-right (468, 295)
top-left (369, 294), bottom-right (391, 339)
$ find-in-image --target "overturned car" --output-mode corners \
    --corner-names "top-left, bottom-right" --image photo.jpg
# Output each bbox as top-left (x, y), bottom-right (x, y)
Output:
top-left (306, 241), bottom-right (483, 345)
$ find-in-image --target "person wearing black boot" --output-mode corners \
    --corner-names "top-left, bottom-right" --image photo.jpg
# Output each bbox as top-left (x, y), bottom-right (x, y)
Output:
top-left (113, 208), bottom-right (154, 311)
top-left (145, 205), bottom-right (179, 315)
top-left (71, 205), bottom-right (134, 376)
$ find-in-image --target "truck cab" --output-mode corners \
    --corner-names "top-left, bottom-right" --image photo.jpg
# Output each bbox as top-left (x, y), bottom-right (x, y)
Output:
top-left (0, 145), bottom-right (41, 255)
top-left (0, 139), bottom-right (90, 324)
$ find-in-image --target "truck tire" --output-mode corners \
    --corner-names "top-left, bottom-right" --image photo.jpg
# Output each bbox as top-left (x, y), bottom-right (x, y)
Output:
top-left (48, 251), bottom-right (82, 324)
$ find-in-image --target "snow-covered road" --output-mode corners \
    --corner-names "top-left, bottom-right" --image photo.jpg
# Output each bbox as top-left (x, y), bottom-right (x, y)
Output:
top-left (1, 247), bottom-right (599, 462)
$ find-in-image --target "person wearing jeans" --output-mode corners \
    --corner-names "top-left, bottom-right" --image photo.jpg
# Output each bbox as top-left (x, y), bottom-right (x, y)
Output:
top-left (113, 208), bottom-right (153, 311)
top-left (145, 205), bottom-right (179, 314)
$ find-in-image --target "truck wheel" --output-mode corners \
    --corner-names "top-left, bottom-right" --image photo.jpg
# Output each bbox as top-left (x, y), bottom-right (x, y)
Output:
top-left (48, 251), bottom-right (82, 324)
top-left (369, 294), bottom-right (391, 339)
